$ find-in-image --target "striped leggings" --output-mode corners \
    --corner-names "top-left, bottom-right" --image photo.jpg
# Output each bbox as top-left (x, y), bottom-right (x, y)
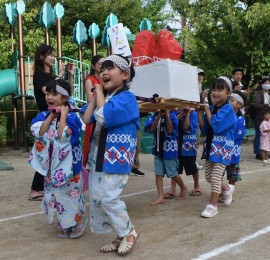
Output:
top-left (205, 161), bottom-right (226, 194)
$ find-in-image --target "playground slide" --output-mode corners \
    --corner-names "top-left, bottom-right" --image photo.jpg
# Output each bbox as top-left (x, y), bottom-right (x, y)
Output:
top-left (0, 68), bottom-right (18, 98)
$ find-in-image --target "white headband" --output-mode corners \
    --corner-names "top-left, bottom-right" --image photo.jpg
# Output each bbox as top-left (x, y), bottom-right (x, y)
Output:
top-left (231, 93), bottom-right (244, 105)
top-left (56, 85), bottom-right (69, 96)
top-left (218, 76), bottom-right (232, 91)
top-left (104, 55), bottom-right (131, 82)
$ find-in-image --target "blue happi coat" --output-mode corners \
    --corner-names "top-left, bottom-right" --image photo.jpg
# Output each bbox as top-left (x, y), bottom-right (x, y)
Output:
top-left (144, 111), bottom-right (178, 160)
top-left (179, 111), bottom-right (198, 157)
top-left (231, 112), bottom-right (246, 164)
top-left (91, 89), bottom-right (140, 174)
top-left (201, 103), bottom-right (237, 165)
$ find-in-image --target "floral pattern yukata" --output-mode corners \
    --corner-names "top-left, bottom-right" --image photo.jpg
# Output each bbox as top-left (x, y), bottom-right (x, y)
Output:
top-left (29, 111), bottom-right (85, 230)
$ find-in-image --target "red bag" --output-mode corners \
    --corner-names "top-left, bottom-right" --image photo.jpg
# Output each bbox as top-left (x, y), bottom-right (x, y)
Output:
top-left (153, 29), bottom-right (183, 61)
top-left (132, 30), bottom-right (157, 66)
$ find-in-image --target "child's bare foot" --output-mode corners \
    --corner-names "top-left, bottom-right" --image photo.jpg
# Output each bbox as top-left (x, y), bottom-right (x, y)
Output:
top-left (150, 197), bottom-right (165, 206)
top-left (176, 188), bottom-right (187, 200)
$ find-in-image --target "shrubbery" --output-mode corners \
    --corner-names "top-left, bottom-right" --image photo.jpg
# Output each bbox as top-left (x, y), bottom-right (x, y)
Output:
top-left (0, 96), bottom-right (38, 146)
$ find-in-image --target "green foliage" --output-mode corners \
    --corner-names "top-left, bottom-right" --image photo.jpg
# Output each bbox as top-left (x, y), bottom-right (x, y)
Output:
top-left (0, 0), bottom-right (166, 67)
top-left (0, 96), bottom-right (38, 145)
top-left (0, 0), bottom-right (167, 147)
top-left (170, 0), bottom-right (270, 87)
top-left (0, 114), bottom-right (7, 145)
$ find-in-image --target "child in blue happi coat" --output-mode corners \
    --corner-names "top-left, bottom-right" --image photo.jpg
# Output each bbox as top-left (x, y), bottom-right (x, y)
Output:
top-left (83, 55), bottom-right (140, 255)
top-left (220, 90), bottom-right (247, 205)
top-left (144, 110), bottom-right (187, 205)
top-left (165, 107), bottom-right (201, 198)
top-left (28, 79), bottom-right (87, 239)
top-left (198, 76), bottom-right (237, 218)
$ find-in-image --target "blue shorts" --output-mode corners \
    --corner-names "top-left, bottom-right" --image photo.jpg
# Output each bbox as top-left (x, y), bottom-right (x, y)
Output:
top-left (154, 156), bottom-right (179, 178)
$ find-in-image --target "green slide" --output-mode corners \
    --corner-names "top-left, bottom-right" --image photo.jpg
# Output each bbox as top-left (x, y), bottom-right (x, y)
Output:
top-left (0, 68), bottom-right (18, 98)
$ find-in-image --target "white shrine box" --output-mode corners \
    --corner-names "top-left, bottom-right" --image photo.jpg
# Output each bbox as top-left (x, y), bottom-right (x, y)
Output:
top-left (130, 59), bottom-right (200, 102)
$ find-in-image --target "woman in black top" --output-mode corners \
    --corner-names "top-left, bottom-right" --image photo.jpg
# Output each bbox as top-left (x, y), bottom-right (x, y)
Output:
top-left (29, 44), bottom-right (74, 200)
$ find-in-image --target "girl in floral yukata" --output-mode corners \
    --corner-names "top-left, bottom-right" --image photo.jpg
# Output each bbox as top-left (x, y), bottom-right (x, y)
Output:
top-left (83, 55), bottom-right (140, 255)
top-left (28, 79), bottom-right (88, 239)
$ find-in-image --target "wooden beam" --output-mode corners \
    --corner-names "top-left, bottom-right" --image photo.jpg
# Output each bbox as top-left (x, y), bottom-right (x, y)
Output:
top-left (138, 97), bottom-right (200, 112)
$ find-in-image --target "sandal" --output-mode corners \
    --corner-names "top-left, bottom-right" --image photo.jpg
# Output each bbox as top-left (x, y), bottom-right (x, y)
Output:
top-left (57, 228), bottom-right (72, 239)
top-left (190, 190), bottom-right (201, 196)
top-left (118, 227), bottom-right (139, 255)
top-left (100, 238), bottom-right (122, 253)
top-left (164, 192), bottom-right (175, 199)
top-left (69, 217), bottom-right (88, 239)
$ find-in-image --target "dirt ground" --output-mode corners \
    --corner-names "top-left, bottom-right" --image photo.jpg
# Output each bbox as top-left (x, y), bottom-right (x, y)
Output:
top-left (0, 141), bottom-right (270, 260)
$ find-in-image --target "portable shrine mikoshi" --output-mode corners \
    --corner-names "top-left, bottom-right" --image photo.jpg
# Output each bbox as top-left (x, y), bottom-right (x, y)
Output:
top-left (131, 59), bottom-right (201, 113)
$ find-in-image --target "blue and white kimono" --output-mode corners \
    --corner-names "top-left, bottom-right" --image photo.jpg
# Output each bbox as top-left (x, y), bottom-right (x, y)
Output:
top-left (87, 87), bottom-right (140, 237)
top-left (179, 111), bottom-right (198, 157)
top-left (201, 102), bottom-right (237, 165)
top-left (28, 111), bottom-right (85, 229)
top-left (144, 111), bottom-right (179, 159)
top-left (231, 112), bottom-right (246, 164)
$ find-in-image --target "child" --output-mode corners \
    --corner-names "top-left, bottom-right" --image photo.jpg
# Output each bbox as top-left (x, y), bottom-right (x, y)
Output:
top-left (28, 79), bottom-right (87, 238)
top-left (259, 108), bottom-right (270, 164)
top-left (29, 44), bottom-right (75, 201)
top-left (220, 90), bottom-right (247, 205)
top-left (165, 108), bottom-right (200, 198)
top-left (198, 76), bottom-right (237, 218)
top-left (83, 55), bottom-right (140, 255)
top-left (82, 55), bottom-right (105, 174)
top-left (144, 110), bottom-right (187, 205)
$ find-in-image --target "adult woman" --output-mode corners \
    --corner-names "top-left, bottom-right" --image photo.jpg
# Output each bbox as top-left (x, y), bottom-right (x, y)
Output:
top-left (253, 78), bottom-right (270, 160)
top-left (29, 44), bottom-right (74, 200)
top-left (84, 55), bottom-right (105, 102)
top-left (82, 55), bottom-right (105, 166)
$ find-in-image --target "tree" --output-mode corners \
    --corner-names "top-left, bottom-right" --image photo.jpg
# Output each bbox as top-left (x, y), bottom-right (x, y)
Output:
top-left (169, 0), bottom-right (270, 88)
top-left (0, 0), bottom-right (167, 69)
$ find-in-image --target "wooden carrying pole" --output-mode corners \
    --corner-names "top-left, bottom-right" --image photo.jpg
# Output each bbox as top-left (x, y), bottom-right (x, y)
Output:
top-left (138, 98), bottom-right (200, 113)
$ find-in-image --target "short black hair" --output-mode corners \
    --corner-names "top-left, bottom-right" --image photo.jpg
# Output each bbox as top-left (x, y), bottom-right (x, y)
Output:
top-left (263, 108), bottom-right (270, 115)
top-left (212, 76), bottom-right (232, 91)
top-left (261, 78), bottom-right (270, 85)
top-left (46, 79), bottom-right (71, 96)
top-left (232, 90), bottom-right (247, 106)
top-left (101, 55), bottom-right (135, 82)
top-left (232, 67), bottom-right (244, 75)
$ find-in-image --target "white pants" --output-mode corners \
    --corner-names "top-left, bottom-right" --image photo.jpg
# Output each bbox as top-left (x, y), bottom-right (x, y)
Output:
top-left (88, 145), bottom-right (133, 237)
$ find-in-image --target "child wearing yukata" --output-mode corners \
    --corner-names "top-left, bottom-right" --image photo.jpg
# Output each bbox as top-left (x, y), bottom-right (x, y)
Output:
top-left (144, 110), bottom-right (187, 205)
top-left (28, 79), bottom-right (87, 239)
top-left (165, 107), bottom-right (201, 198)
top-left (198, 76), bottom-right (237, 218)
top-left (259, 108), bottom-right (270, 164)
top-left (220, 90), bottom-right (247, 205)
top-left (83, 55), bottom-right (140, 255)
